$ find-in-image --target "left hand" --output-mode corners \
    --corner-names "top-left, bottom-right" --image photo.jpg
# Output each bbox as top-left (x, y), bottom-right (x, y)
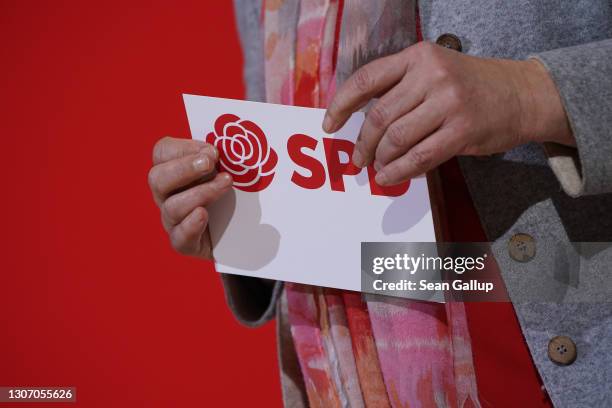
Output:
top-left (323, 41), bottom-right (574, 186)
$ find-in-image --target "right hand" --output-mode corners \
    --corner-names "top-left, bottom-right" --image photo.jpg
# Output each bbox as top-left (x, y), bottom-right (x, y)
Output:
top-left (148, 137), bottom-right (232, 259)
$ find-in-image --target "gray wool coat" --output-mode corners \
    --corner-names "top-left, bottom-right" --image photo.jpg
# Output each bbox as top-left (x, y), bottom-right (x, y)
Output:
top-left (225, 1), bottom-right (612, 407)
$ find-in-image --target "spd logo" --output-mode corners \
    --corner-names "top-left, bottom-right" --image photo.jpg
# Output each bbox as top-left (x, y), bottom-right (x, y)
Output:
top-left (207, 113), bottom-right (409, 197)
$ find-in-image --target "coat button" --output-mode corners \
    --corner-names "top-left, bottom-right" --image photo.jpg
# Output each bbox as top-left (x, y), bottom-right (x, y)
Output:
top-left (436, 33), bottom-right (462, 52)
top-left (548, 336), bottom-right (577, 365)
top-left (508, 233), bottom-right (536, 262)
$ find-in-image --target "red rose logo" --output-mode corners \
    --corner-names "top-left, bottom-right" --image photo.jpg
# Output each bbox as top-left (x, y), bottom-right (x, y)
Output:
top-left (206, 113), bottom-right (278, 192)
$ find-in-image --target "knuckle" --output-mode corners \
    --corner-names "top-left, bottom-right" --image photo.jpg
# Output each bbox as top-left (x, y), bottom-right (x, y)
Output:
top-left (353, 67), bottom-right (373, 93)
top-left (153, 136), bottom-right (172, 163)
top-left (327, 99), bottom-right (341, 120)
top-left (198, 184), bottom-right (216, 204)
top-left (170, 231), bottom-right (189, 254)
top-left (147, 167), bottom-right (159, 191)
top-left (161, 198), bottom-right (177, 224)
top-left (170, 159), bottom-right (191, 182)
top-left (409, 148), bottom-right (434, 171)
top-left (431, 65), bottom-right (452, 82)
top-left (446, 83), bottom-right (466, 105)
top-left (386, 123), bottom-right (407, 147)
top-left (187, 184), bottom-right (212, 209)
top-left (367, 104), bottom-right (388, 129)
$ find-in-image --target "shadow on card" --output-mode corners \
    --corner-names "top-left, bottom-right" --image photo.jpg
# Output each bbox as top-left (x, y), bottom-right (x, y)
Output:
top-left (382, 178), bottom-right (430, 235)
top-left (209, 188), bottom-right (280, 271)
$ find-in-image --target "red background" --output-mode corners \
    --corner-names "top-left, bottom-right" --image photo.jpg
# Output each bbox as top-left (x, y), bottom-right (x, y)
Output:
top-left (0, 1), bottom-right (281, 406)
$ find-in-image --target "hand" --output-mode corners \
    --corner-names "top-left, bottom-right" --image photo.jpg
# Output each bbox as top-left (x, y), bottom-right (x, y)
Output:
top-left (148, 137), bottom-right (232, 258)
top-left (323, 41), bottom-right (574, 185)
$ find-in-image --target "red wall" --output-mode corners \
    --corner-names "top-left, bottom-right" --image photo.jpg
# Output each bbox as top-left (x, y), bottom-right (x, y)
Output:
top-left (0, 1), bottom-right (281, 406)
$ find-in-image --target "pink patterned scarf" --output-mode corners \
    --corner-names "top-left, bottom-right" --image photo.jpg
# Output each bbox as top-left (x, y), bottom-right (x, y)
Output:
top-left (263, 1), bottom-right (480, 406)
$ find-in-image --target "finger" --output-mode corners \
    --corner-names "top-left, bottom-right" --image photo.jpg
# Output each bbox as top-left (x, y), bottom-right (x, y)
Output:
top-left (373, 99), bottom-right (445, 168)
top-left (375, 127), bottom-right (463, 185)
top-left (169, 207), bottom-right (209, 256)
top-left (153, 136), bottom-right (210, 165)
top-left (323, 52), bottom-right (408, 133)
top-left (353, 77), bottom-right (426, 167)
top-left (161, 172), bottom-right (232, 230)
top-left (148, 145), bottom-right (218, 204)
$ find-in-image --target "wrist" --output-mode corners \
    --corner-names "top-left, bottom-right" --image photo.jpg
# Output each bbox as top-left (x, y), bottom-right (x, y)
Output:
top-left (516, 58), bottom-right (575, 146)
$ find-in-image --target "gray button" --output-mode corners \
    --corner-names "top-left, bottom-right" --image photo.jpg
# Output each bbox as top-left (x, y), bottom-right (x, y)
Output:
top-left (508, 233), bottom-right (536, 262)
top-left (548, 336), bottom-right (577, 365)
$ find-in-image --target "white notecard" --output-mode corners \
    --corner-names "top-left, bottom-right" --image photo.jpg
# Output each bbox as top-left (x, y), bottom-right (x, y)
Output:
top-left (183, 95), bottom-right (435, 292)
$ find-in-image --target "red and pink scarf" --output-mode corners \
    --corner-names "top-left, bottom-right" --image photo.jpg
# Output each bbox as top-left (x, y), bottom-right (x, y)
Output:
top-left (263, 1), bottom-right (481, 406)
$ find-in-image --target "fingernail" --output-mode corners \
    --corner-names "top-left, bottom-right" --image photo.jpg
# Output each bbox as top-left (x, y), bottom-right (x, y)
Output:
top-left (322, 114), bottom-right (335, 133)
top-left (375, 170), bottom-right (389, 186)
top-left (215, 172), bottom-right (232, 188)
top-left (352, 149), bottom-right (364, 168)
top-left (193, 154), bottom-right (210, 172)
top-left (374, 160), bottom-right (383, 172)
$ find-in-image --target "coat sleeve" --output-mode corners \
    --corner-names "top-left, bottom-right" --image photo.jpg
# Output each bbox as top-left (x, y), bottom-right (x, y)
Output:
top-left (220, 274), bottom-right (283, 327)
top-left (531, 39), bottom-right (612, 197)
